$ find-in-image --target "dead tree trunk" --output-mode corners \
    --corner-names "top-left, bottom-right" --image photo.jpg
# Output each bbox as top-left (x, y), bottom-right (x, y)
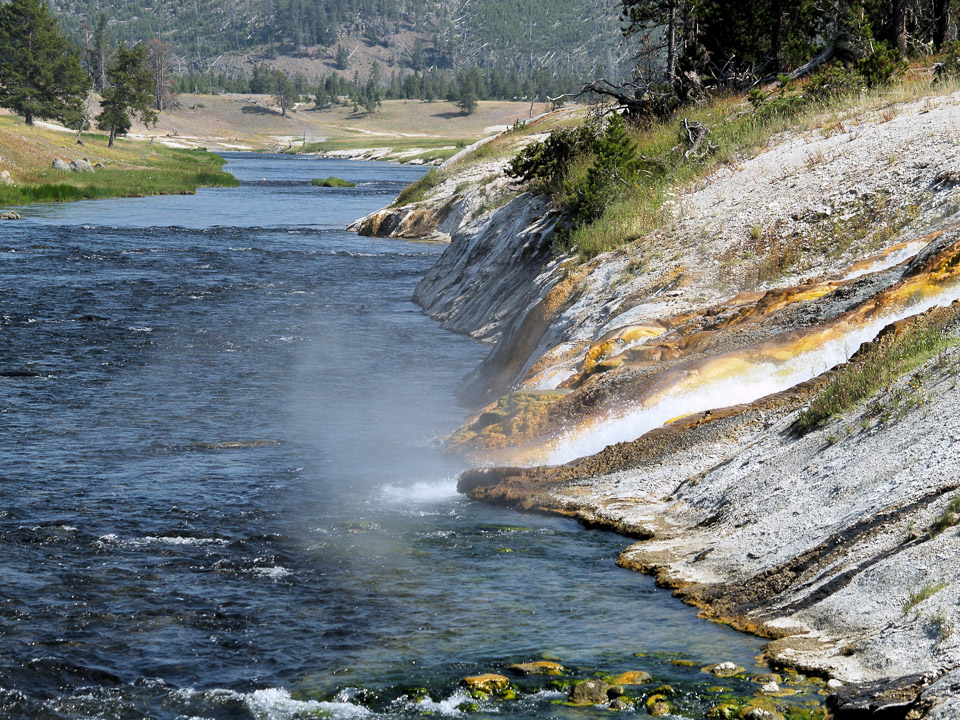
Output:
top-left (934, 0), bottom-right (953, 49)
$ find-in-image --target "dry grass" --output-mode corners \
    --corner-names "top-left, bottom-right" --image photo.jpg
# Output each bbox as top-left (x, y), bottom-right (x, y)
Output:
top-left (130, 95), bottom-right (551, 154)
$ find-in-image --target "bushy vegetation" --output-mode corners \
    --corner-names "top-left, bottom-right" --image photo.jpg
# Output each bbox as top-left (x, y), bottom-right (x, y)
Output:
top-left (506, 37), bottom-right (912, 260)
top-left (312, 177), bottom-right (356, 187)
top-left (795, 322), bottom-right (957, 434)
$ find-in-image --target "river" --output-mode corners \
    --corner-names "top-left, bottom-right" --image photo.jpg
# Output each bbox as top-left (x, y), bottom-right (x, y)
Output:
top-left (0, 154), bottom-right (793, 720)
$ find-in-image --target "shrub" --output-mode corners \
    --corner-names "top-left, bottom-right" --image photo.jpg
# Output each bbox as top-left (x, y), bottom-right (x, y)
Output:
top-left (507, 123), bottom-right (597, 191)
top-left (805, 65), bottom-right (864, 102)
top-left (935, 41), bottom-right (960, 81)
top-left (858, 41), bottom-right (908, 88)
top-left (573, 114), bottom-right (641, 225)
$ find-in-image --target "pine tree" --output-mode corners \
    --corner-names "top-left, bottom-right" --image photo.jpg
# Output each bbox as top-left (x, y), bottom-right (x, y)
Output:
top-left (90, 13), bottom-right (109, 93)
top-left (0, 0), bottom-right (91, 126)
top-left (577, 114), bottom-right (639, 224)
top-left (96, 43), bottom-right (157, 147)
top-left (272, 70), bottom-right (297, 116)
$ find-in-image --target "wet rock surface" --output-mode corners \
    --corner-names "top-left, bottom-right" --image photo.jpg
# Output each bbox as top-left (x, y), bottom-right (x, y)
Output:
top-left (367, 90), bottom-right (960, 719)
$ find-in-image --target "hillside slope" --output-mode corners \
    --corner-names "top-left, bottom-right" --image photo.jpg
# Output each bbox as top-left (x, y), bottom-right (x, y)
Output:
top-left (353, 85), bottom-right (960, 719)
top-left (52, 0), bottom-right (622, 83)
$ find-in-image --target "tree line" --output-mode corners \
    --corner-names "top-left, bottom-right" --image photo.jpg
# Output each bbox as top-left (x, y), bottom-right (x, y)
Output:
top-left (173, 63), bottom-right (587, 114)
top-left (621, 0), bottom-right (957, 87)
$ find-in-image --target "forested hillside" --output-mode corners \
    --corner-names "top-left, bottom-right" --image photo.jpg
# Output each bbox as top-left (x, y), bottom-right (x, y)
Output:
top-left (49, 0), bottom-right (623, 84)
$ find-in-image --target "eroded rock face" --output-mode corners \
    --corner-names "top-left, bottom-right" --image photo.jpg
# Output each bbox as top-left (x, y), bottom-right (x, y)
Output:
top-left (366, 91), bottom-right (960, 720)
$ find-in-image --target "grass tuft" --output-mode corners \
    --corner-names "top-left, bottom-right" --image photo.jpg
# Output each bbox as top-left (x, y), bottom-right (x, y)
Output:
top-left (795, 323), bottom-right (957, 433)
top-left (930, 494), bottom-right (960, 538)
top-left (394, 168), bottom-right (444, 206)
top-left (903, 582), bottom-right (948, 613)
top-left (312, 176), bottom-right (356, 187)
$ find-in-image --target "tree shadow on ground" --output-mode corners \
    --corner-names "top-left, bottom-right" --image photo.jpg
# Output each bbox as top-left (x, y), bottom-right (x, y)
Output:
top-left (431, 111), bottom-right (467, 120)
top-left (242, 104), bottom-right (282, 116)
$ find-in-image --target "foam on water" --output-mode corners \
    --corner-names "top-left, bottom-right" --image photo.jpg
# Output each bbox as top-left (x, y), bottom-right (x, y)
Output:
top-left (380, 479), bottom-right (460, 504)
top-left (546, 278), bottom-right (960, 465)
top-left (175, 687), bottom-right (371, 720)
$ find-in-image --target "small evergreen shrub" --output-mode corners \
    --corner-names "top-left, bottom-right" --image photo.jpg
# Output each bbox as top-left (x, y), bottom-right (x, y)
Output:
top-left (805, 65), bottom-right (864, 102)
top-left (507, 123), bottom-right (597, 191)
top-left (857, 41), bottom-right (908, 88)
top-left (935, 41), bottom-right (960, 81)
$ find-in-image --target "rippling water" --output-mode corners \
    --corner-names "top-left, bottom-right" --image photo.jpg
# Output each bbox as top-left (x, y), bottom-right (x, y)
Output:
top-left (0, 154), bottom-right (795, 720)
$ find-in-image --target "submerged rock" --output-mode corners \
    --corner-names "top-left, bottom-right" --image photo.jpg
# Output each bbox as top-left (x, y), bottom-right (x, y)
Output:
top-left (704, 662), bottom-right (745, 678)
top-left (608, 670), bottom-right (652, 685)
top-left (507, 661), bottom-right (565, 676)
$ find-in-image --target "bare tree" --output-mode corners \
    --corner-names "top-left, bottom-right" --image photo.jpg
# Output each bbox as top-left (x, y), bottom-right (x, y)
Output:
top-left (147, 38), bottom-right (172, 111)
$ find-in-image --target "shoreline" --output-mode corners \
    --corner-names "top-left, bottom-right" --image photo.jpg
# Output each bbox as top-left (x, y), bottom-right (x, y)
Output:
top-left (352, 85), bottom-right (960, 719)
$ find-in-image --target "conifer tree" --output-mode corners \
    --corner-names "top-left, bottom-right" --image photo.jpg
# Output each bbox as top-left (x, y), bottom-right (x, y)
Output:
top-left (96, 43), bottom-right (157, 147)
top-left (0, 0), bottom-right (91, 126)
top-left (272, 70), bottom-right (297, 116)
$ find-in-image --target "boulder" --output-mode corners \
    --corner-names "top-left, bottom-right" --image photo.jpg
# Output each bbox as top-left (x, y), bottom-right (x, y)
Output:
top-left (704, 662), bottom-right (745, 677)
top-left (69, 158), bottom-right (94, 173)
top-left (609, 699), bottom-right (630, 711)
top-left (608, 671), bottom-right (652, 685)
top-left (0, 170), bottom-right (13, 185)
top-left (507, 661), bottom-right (565, 676)
top-left (568, 679), bottom-right (613, 705)
top-left (0, 211), bottom-right (22, 220)
top-left (52, 158), bottom-right (70, 171)
top-left (460, 674), bottom-right (510, 695)
top-left (94, 162), bottom-right (105, 169)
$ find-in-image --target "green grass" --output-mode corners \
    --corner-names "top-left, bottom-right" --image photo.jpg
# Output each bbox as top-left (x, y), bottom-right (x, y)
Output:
top-left (394, 168), bottom-right (445, 206)
top-left (794, 323), bottom-right (957, 433)
top-left (0, 148), bottom-right (237, 208)
top-left (930, 494), bottom-right (960, 538)
top-left (903, 582), bottom-right (949, 613)
top-left (536, 74), bottom-right (960, 260)
top-left (312, 176), bottom-right (356, 187)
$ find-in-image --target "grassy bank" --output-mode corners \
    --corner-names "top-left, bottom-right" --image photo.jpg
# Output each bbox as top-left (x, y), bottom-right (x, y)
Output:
top-left (0, 115), bottom-right (237, 209)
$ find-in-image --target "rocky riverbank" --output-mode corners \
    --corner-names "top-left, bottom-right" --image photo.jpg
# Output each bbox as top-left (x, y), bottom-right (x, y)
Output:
top-left (354, 88), bottom-right (960, 719)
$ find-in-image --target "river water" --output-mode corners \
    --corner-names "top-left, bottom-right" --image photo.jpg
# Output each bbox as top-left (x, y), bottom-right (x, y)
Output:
top-left (0, 154), bottom-right (796, 720)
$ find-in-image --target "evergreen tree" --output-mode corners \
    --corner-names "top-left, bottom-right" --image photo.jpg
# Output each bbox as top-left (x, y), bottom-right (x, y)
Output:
top-left (577, 114), bottom-right (639, 223)
top-left (89, 13), bottom-right (110, 93)
top-left (96, 43), bottom-right (157, 147)
top-left (456, 69), bottom-right (478, 114)
top-left (0, 0), bottom-right (90, 126)
top-left (272, 69), bottom-right (297, 116)
top-left (335, 43), bottom-right (350, 70)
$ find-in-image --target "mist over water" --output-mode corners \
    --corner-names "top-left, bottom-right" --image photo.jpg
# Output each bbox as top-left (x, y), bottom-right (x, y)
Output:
top-left (0, 154), bottom-right (773, 720)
